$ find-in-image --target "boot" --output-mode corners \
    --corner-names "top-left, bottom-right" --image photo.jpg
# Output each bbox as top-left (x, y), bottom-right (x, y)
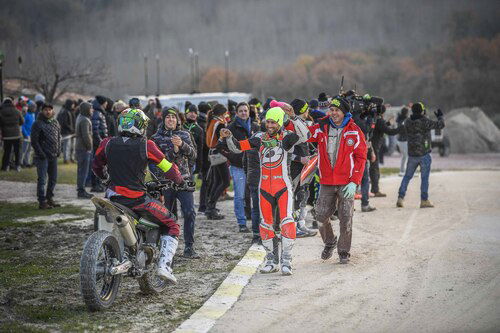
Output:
top-left (157, 235), bottom-right (178, 284)
top-left (77, 190), bottom-right (93, 199)
top-left (296, 220), bottom-right (317, 238)
top-left (39, 201), bottom-right (52, 210)
top-left (339, 251), bottom-right (350, 264)
top-left (373, 192), bottom-right (387, 198)
top-left (47, 198), bottom-right (61, 208)
top-left (238, 225), bottom-right (250, 233)
top-left (396, 197), bottom-right (404, 208)
top-left (280, 236), bottom-right (294, 276)
top-left (361, 205), bottom-right (376, 212)
top-left (259, 238), bottom-right (279, 273)
top-left (205, 209), bottom-right (225, 220)
top-left (321, 236), bottom-right (338, 260)
top-left (420, 200), bottom-right (434, 208)
top-left (183, 246), bottom-right (201, 259)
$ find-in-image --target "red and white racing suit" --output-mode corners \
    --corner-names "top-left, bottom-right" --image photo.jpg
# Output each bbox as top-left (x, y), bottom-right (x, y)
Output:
top-left (226, 117), bottom-right (309, 265)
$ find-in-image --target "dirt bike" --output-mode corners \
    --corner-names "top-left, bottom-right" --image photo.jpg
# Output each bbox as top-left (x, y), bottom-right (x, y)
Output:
top-left (79, 179), bottom-right (195, 311)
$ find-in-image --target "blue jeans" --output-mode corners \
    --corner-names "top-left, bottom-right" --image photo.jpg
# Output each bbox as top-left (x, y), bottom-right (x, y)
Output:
top-left (76, 150), bottom-right (92, 192)
top-left (398, 153), bottom-right (432, 201)
top-left (61, 135), bottom-right (73, 162)
top-left (163, 189), bottom-right (196, 246)
top-left (34, 156), bottom-right (58, 203)
top-left (248, 184), bottom-right (260, 235)
top-left (21, 138), bottom-right (32, 166)
top-left (361, 161), bottom-right (370, 206)
top-left (229, 165), bottom-right (247, 226)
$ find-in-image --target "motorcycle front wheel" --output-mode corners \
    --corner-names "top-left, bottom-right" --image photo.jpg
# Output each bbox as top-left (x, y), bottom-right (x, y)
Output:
top-left (80, 231), bottom-right (122, 311)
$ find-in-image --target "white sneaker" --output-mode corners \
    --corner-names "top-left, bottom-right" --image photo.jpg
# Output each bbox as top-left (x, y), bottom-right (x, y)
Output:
top-left (157, 265), bottom-right (178, 284)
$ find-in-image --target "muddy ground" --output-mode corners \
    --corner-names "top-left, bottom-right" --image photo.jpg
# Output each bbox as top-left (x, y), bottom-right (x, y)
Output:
top-left (0, 181), bottom-right (252, 332)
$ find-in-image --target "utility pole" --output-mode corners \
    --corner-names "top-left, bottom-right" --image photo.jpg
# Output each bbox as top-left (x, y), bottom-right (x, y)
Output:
top-left (144, 54), bottom-right (149, 97)
top-left (189, 48), bottom-right (195, 93)
top-left (156, 54), bottom-right (160, 97)
top-left (224, 50), bottom-right (229, 93)
top-left (194, 52), bottom-right (199, 93)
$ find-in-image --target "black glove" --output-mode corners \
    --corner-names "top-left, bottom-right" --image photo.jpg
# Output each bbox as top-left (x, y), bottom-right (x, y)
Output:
top-left (434, 109), bottom-right (443, 118)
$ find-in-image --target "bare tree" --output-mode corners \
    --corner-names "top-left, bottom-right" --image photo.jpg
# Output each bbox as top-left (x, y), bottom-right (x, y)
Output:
top-left (16, 42), bottom-right (108, 103)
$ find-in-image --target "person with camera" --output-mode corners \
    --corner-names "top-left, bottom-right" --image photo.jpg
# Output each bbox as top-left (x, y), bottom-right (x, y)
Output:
top-left (151, 107), bottom-right (200, 258)
top-left (92, 108), bottom-right (183, 284)
top-left (397, 103), bottom-right (444, 208)
top-left (309, 96), bottom-right (367, 264)
top-left (370, 103), bottom-right (402, 197)
top-left (396, 106), bottom-right (410, 176)
top-left (221, 101), bottom-right (309, 276)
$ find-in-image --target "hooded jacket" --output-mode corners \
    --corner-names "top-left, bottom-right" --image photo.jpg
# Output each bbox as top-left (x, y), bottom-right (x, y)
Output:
top-left (183, 119), bottom-right (204, 174)
top-left (91, 99), bottom-right (108, 149)
top-left (308, 116), bottom-right (367, 185)
top-left (151, 124), bottom-right (196, 181)
top-left (75, 102), bottom-right (93, 151)
top-left (56, 99), bottom-right (75, 136)
top-left (0, 100), bottom-right (24, 139)
top-left (31, 112), bottom-right (61, 159)
top-left (22, 106), bottom-right (36, 138)
top-left (405, 114), bottom-right (445, 157)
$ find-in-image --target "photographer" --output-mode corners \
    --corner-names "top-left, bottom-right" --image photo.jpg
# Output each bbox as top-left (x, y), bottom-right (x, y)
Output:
top-left (370, 103), bottom-right (402, 197)
top-left (151, 107), bottom-right (199, 258)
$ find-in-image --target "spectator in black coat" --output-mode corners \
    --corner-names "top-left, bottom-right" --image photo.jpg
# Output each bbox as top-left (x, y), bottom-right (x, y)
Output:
top-left (183, 104), bottom-right (204, 175)
top-left (0, 98), bottom-right (24, 171)
top-left (31, 104), bottom-right (62, 209)
top-left (196, 101), bottom-right (211, 213)
top-left (90, 95), bottom-right (108, 192)
top-left (57, 99), bottom-right (76, 163)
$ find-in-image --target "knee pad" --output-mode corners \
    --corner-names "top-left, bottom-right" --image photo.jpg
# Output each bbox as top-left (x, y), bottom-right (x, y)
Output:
top-left (259, 222), bottom-right (275, 240)
top-left (280, 217), bottom-right (296, 239)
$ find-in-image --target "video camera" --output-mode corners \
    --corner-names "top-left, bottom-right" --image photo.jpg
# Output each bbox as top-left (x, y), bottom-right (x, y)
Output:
top-left (342, 90), bottom-right (384, 116)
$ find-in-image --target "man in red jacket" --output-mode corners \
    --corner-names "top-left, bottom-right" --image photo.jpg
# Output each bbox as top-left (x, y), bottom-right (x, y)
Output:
top-left (308, 96), bottom-right (367, 264)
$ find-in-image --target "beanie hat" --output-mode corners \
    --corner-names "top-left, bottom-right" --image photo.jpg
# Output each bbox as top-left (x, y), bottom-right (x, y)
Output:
top-left (212, 103), bottom-right (227, 116)
top-left (318, 92), bottom-right (329, 108)
top-left (129, 97), bottom-right (141, 108)
top-left (329, 96), bottom-right (350, 114)
top-left (270, 100), bottom-right (286, 109)
top-left (248, 97), bottom-right (261, 108)
top-left (227, 99), bottom-right (237, 112)
top-left (198, 101), bottom-right (211, 114)
top-left (291, 99), bottom-right (309, 115)
top-left (309, 99), bottom-right (319, 109)
top-left (411, 102), bottom-right (424, 115)
top-left (265, 107), bottom-right (285, 127)
top-left (34, 94), bottom-right (45, 103)
top-left (95, 95), bottom-right (107, 105)
top-left (79, 102), bottom-right (92, 117)
top-left (162, 106), bottom-right (181, 124)
top-left (185, 101), bottom-right (192, 111)
top-left (186, 104), bottom-right (198, 113)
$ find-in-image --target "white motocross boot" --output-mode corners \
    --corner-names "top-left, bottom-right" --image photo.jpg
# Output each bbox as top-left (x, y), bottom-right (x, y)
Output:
top-left (280, 236), bottom-right (294, 276)
top-left (157, 235), bottom-right (178, 284)
top-left (297, 219), bottom-right (318, 238)
top-left (259, 238), bottom-right (279, 274)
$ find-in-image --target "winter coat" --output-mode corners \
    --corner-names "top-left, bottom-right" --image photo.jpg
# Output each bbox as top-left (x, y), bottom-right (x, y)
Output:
top-left (308, 117), bottom-right (367, 185)
top-left (396, 114), bottom-right (409, 142)
top-left (0, 101), bottom-right (24, 139)
top-left (144, 104), bottom-right (160, 138)
top-left (56, 100), bottom-right (75, 136)
top-left (151, 125), bottom-right (197, 181)
top-left (216, 117), bottom-right (259, 169)
top-left (75, 105), bottom-right (93, 151)
top-left (242, 143), bottom-right (261, 187)
top-left (22, 111), bottom-right (36, 138)
top-left (91, 100), bottom-right (108, 149)
top-left (183, 120), bottom-right (204, 174)
top-left (405, 114), bottom-right (445, 157)
top-left (31, 113), bottom-right (61, 159)
top-left (103, 110), bottom-right (119, 137)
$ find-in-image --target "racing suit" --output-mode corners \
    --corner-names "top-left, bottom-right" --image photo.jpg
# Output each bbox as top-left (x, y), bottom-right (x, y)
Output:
top-left (225, 117), bottom-right (309, 270)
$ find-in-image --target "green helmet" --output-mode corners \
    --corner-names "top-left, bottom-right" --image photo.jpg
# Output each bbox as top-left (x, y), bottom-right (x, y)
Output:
top-left (118, 108), bottom-right (150, 136)
top-left (265, 107), bottom-right (285, 127)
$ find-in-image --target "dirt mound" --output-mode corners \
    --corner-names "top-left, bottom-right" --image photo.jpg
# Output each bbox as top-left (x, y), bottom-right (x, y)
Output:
top-left (445, 107), bottom-right (500, 154)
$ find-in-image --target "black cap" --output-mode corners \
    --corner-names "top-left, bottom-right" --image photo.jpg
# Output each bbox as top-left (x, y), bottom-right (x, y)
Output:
top-left (329, 96), bottom-right (351, 114)
top-left (412, 102), bottom-right (424, 115)
top-left (129, 97), bottom-right (141, 108)
top-left (186, 104), bottom-right (198, 113)
top-left (291, 99), bottom-right (309, 115)
top-left (198, 101), bottom-right (211, 114)
top-left (95, 95), bottom-right (107, 105)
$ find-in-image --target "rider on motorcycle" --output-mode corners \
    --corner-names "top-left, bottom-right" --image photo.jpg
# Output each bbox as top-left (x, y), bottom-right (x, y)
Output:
top-left (92, 108), bottom-right (183, 284)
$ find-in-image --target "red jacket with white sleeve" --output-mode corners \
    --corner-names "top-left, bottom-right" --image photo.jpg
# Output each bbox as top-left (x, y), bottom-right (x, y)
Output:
top-left (308, 116), bottom-right (367, 186)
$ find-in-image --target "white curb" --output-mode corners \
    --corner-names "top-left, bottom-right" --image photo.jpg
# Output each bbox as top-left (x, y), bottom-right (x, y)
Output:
top-left (174, 243), bottom-right (265, 333)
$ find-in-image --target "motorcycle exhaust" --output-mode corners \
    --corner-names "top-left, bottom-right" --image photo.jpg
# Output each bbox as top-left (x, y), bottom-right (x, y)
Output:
top-left (115, 215), bottom-right (138, 247)
top-left (109, 260), bottom-right (132, 275)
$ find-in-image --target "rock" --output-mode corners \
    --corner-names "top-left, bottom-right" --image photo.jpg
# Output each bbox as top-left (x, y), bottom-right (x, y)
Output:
top-left (445, 107), bottom-right (500, 154)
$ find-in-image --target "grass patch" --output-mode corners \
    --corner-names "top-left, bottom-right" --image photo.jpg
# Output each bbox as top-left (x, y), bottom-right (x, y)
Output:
top-left (15, 304), bottom-right (85, 324)
top-left (0, 255), bottom-right (55, 288)
top-left (380, 167), bottom-right (399, 176)
top-left (0, 322), bottom-right (48, 333)
top-left (0, 201), bottom-right (92, 229)
top-left (0, 159), bottom-right (78, 185)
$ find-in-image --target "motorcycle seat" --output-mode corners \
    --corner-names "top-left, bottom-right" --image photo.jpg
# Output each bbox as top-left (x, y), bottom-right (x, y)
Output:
top-left (111, 202), bottom-right (140, 221)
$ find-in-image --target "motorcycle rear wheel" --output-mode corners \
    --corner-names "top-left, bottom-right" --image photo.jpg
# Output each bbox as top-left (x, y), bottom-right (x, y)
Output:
top-left (80, 231), bottom-right (122, 311)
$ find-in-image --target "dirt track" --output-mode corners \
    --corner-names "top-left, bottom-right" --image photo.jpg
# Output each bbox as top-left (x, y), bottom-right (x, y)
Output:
top-left (211, 170), bottom-right (500, 332)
